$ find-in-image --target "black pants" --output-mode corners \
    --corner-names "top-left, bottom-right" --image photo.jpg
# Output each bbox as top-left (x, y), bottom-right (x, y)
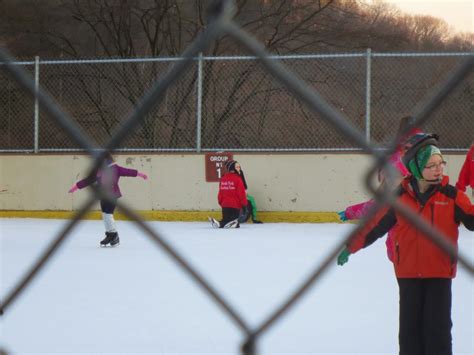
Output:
top-left (220, 207), bottom-right (240, 228)
top-left (100, 199), bottom-right (117, 214)
top-left (397, 278), bottom-right (452, 355)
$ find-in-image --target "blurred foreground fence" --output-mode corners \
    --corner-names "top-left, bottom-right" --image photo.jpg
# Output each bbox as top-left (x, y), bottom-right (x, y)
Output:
top-left (1, 51), bottom-right (472, 153)
top-left (1, 1), bottom-right (473, 354)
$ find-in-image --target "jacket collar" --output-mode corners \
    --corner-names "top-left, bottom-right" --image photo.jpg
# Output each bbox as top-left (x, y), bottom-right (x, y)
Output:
top-left (401, 175), bottom-right (449, 201)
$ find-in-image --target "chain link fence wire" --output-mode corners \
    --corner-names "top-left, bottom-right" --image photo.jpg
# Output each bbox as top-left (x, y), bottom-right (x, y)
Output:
top-left (0, 62), bottom-right (35, 151)
top-left (1, 53), bottom-right (472, 152)
top-left (0, 1), bottom-right (473, 354)
top-left (37, 60), bottom-right (198, 151)
top-left (371, 54), bottom-right (474, 149)
top-left (200, 55), bottom-right (367, 150)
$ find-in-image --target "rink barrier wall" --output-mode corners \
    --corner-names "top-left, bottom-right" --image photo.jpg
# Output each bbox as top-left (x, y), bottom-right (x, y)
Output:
top-left (0, 153), bottom-right (467, 221)
top-left (0, 210), bottom-right (340, 223)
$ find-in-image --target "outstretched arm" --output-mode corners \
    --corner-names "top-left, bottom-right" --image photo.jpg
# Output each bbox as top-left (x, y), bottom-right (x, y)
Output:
top-left (69, 175), bottom-right (95, 193)
top-left (114, 164), bottom-right (148, 180)
top-left (344, 199), bottom-right (376, 220)
top-left (337, 206), bottom-right (397, 265)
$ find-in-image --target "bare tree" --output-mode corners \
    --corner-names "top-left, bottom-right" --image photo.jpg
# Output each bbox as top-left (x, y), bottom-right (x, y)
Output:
top-left (1, 0), bottom-right (471, 150)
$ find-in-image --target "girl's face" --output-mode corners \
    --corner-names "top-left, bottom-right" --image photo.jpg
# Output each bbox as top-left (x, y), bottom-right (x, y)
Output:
top-left (421, 154), bottom-right (445, 181)
top-left (235, 163), bottom-right (241, 173)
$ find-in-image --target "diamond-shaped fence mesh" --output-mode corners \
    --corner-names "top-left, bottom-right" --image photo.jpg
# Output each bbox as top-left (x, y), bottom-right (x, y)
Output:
top-left (0, 1), bottom-right (473, 354)
top-left (0, 63), bottom-right (35, 151)
top-left (371, 54), bottom-right (474, 149)
top-left (201, 55), bottom-right (367, 150)
top-left (37, 60), bottom-right (198, 151)
top-left (1, 53), bottom-right (472, 152)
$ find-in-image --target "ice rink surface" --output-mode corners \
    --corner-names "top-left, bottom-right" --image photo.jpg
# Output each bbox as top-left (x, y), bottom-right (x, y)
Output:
top-left (0, 219), bottom-right (472, 354)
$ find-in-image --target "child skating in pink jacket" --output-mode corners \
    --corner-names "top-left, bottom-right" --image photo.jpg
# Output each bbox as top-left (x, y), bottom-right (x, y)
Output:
top-left (68, 152), bottom-right (148, 247)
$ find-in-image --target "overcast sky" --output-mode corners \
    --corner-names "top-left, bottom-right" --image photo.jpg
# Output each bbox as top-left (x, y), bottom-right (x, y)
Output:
top-left (369, 0), bottom-right (473, 33)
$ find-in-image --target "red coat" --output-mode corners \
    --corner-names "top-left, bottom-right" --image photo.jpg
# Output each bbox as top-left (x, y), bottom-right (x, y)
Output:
top-left (348, 176), bottom-right (474, 279)
top-left (218, 172), bottom-right (248, 209)
top-left (456, 145), bottom-right (474, 192)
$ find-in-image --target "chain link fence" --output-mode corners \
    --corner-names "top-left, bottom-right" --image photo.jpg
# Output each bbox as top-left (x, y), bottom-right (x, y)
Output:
top-left (1, 52), bottom-right (472, 152)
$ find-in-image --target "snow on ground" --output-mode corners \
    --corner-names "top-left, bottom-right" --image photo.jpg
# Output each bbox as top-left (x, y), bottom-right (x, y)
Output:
top-left (0, 219), bottom-right (472, 354)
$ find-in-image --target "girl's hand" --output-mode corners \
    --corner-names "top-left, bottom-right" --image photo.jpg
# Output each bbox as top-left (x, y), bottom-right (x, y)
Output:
top-left (137, 172), bottom-right (148, 180)
top-left (68, 184), bottom-right (79, 193)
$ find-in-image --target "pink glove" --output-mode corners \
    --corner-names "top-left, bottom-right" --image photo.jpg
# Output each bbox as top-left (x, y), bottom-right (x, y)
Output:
top-left (137, 172), bottom-right (148, 180)
top-left (68, 184), bottom-right (79, 193)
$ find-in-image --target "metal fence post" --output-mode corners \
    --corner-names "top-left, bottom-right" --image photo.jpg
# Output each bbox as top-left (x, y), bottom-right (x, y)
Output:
top-left (365, 48), bottom-right (372, 144)
top-left (34, 56), bottom-right (40, 153)
top-left (196, 53), bottom-right (204, 153)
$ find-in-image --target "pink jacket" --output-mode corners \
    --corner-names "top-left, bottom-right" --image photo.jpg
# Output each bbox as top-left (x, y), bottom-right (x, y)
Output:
top-left (76, 162), bottom-right (138, 198)
top-left (345, 200), bottom-right (375, 220)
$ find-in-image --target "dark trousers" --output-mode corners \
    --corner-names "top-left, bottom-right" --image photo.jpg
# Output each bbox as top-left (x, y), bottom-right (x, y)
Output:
top-left (100, 199), bottom-right (117, 214)
top-left (220, 207), bottom-right (240, 228)
top-left (397, 278), bottom-right (452, 355)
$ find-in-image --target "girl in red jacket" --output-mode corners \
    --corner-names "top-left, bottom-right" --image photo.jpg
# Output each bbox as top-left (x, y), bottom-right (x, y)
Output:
top-left (456, 143), bottom-right (474, 198)
top-left (209, 160), bottom-right (248, 228)
top-left (337, 133), bottom-right (474, 355)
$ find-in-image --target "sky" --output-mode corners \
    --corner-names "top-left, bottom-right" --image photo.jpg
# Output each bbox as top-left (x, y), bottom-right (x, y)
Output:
top-left (370, 0), bottom-right (474, 34)
top-left (1, 219), bottom-right (472, 354)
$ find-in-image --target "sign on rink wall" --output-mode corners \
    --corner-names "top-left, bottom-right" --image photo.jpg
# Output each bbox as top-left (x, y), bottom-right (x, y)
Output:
top-left (205, 152), bottom-right (233, 182)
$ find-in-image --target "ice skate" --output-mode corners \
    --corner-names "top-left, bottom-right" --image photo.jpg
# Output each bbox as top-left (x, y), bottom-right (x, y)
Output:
top-left (100, 232), bottom-right (114, 247)
top-left (208, 217), bottom-right (220, 229)
top-left (109, 232), bottom-right (120, 247)
top-left (223, 219), bottom-right (239, 229)
top-left (100, 232), bottom-right (119, 247)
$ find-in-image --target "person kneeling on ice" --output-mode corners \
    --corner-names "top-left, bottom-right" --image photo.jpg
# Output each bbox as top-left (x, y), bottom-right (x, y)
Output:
top-left (210, 160), bottom-right (248, 229)
top-left (337, 133), bottom-right (474, 355)
top-left (68, 152), bottom-right (148, 246)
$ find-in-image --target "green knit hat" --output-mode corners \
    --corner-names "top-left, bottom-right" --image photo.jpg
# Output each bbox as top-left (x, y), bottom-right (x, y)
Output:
top-left (407, 145), bottom-right (442, 180)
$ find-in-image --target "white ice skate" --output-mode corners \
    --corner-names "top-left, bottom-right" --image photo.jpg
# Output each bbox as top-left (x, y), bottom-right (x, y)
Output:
top-left (208, 217), bottom-right (220, 229)
top-left (223, 219), bottom-right (239, 229)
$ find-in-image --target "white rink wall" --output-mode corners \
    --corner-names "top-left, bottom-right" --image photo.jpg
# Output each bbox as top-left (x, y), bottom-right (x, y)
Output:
top-left (0, 153), bottom-right (467, 211)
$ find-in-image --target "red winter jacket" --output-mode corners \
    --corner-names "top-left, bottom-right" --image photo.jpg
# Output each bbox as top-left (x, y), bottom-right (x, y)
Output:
top-left (218, 172), bottom-right (248, 209)
top-left (348, 176), bottom-right (474, 279)
top-left (456, 145), bottom-right (474, 192)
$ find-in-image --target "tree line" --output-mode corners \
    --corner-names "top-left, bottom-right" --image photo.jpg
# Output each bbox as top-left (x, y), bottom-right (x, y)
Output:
top-left (1, 0), bottom-right (472, 59)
